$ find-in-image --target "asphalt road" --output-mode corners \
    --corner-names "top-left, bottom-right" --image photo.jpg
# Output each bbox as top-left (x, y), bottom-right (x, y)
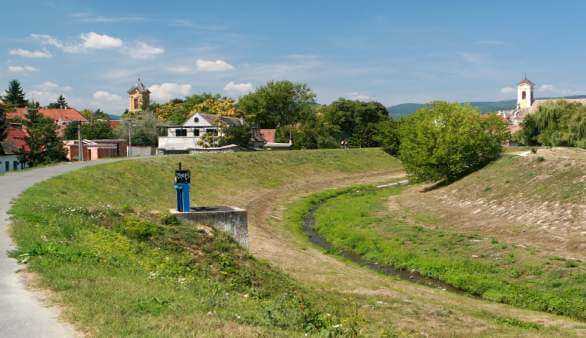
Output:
top-left (0, 159), bottom-right (122, 337)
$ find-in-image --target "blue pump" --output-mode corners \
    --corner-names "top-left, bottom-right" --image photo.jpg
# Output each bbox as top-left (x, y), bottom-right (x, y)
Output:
top-left (174, 162), bottom-right (191, 212)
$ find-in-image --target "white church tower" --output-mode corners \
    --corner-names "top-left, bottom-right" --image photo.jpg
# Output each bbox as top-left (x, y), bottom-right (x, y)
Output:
top-left (517, 75), bottom-right (535, 110)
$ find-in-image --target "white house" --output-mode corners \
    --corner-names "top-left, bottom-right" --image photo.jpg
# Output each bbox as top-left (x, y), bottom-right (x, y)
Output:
top-left (158, 113), bottom-right (244, 154)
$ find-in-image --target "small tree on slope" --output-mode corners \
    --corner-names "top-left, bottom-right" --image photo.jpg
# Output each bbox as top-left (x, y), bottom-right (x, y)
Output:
top-left (399, 102), bottom-right (507, 183)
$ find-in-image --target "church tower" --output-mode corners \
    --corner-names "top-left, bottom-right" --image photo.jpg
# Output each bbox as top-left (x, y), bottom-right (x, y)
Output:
top-left (517, 75), bottom-right (535, 110)
top-left (128, 78), bottom-right (150, 113)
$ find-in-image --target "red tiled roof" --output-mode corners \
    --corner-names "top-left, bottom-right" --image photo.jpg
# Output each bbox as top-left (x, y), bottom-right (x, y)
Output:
top-left (7, 108), bottom-right (87, 123)
top-left (3, 124), bottom-right (29, 153)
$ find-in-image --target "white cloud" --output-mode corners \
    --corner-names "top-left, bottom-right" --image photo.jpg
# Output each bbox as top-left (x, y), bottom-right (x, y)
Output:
top-left (81, 32), bottom-right (123, 49)
top-left (537, 84), bottom-right (555, 92)
top-left (167, 65), bottom-right (194, 74)
top-left (122, 41), bottom-right (164, 59)
top-left (475, 40), bottom-right (506, 46)
top-left (459, 52), bottom-right (485, 64)
top-left (224, 81), bottom-right (253, 95)
top-left (31, 32), bottom-right (122, 53)
top-left (196, 59), bottom-right (235, 72)
top-left (30, 33), bottom-right (82, 53)
top-left (93, 90), bottom-right (122, 102)
top-left (28, 82), bottom-right (73, 105)
top-left (347, 92), bottom-right (373, 101)
top-left (70, 12), bottom-right (146, 23)
top-left (7, 65), bottom-right (38, 75)
top-left (500, 86), bottom-right (515, 94)
top-left (9, 48), bottom-right (52, 58)
top-left (148, 83), bottom-right (192, 102)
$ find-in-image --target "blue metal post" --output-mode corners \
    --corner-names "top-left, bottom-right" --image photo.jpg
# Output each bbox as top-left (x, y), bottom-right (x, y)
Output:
top-left (175, 162), bottom-right (191, 213)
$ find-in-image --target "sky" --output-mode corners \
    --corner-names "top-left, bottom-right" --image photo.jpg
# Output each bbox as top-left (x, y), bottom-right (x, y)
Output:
top-left (3, 1), bottom-right (586, 114)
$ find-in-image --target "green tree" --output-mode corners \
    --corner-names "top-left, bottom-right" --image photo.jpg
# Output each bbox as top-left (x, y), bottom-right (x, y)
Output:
top-left (374, 118), bottom-right (401, 155)
top-left (218, 123), bottom-right (253, 148)
top-left (116, 111), bottom-right (158, 146)
top-left (238, 81), bottom-right (316, 129)
top-left (3, 80), bottom-right (28, 107)
top-left (291, 108), bottom-right (338, 149)
top-left (399, 102), bottom-right (505, 183)
top-left (0, 105), bottom-right (7, 155)
top-left (64, 120), bottom-right (114, 140)
top-left (20, 104), bottom-right (66, 166)
top-left (47, 95), bottom-right (68, 109)
top-left (321, 98), bottom-right (390, 147)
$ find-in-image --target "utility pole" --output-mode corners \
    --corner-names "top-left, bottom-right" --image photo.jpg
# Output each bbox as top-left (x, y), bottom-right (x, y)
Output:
top-left (127, 120), bottom-right (132, 157)
top-left (77, 121), bottom-right (84, 161)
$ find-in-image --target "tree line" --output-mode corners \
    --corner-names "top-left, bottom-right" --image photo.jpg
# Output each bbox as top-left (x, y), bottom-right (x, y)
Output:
top-left (513, 100), bottom-right (586, 148)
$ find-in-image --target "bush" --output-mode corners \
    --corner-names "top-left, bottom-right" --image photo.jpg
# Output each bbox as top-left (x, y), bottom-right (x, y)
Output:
top-left (119, 217), bottom-right (159, 240)
top-left (398, 102), bottom-right (506, 182)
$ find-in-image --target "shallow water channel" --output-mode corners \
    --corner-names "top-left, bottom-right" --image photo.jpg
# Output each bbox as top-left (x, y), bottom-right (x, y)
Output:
top-left (302, 181), bottom-right (466, 294)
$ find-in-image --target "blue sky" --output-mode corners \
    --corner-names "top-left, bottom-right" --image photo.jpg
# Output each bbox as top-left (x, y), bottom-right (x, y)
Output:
top-left (2, 1), bottom-right (586, 114)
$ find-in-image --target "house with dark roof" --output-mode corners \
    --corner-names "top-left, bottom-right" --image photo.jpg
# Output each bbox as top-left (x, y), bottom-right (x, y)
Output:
top-left (158, 112), bottom-right (245, 154)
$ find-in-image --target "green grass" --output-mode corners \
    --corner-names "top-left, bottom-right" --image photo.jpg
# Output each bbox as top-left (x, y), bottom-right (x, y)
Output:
top-left (9, 149), bottom-right (402, 336)
top-left (293, 185), bottom-right (585, 321)
top-left (454, 154), bottom-right (585, 204)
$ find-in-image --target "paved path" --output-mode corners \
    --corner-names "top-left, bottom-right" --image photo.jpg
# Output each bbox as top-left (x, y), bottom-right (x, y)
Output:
top-left (0, 160), bottom-right (122, 337)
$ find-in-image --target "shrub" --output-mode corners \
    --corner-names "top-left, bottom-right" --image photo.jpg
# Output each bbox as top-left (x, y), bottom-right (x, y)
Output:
top-left (398, 102), bottom-right (506, 182)
top-left (119, 217), bottom-right (159, 240)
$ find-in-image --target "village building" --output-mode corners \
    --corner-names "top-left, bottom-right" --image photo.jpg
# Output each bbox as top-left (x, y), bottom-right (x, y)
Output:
top-left (64, 139), bottom-right (127, 161)
top-left (498, 76), bottom-right (586, 133)
top-left (128, 78), bottom-right (150, 113)
top-left (158, 112), bottom-right (244, 154)
top-left (0, 125), bottom-right (28, 174)
top-left (7, 107), bottom-right (87, 137)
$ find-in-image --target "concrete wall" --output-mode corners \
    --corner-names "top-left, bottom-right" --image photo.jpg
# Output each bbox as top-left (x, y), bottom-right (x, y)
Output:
top-left (174, 207), bottom-right (248, 248)
top-left (128, 146), bottom-right (155, 157)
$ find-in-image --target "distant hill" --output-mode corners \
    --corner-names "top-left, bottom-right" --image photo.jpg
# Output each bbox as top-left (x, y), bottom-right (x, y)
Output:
top-left (387, 95), bottom-right (586, 117)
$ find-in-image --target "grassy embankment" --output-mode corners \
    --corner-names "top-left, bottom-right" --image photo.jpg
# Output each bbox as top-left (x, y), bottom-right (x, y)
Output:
top-left (290, 154), bottom-right (585, 321)
top-left (9, 149), bottom-right (401, 336)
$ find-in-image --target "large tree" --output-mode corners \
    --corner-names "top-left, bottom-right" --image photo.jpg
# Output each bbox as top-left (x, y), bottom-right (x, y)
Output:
top-left (238, 81), bottom-right (316, 129)
top-left (321, 98), bottom-right (391, 147)
top-left (0, 105), bottom-right (7, 155)
top-left (47, 95), bottom-right (68, 109)
top-left (116, 110), bottom-right (158, 146)
top-left (399, 102), bottom-right (506, 183)
top-left (3, 80), bottom-right (28, 108)
top-left (64, 120), bottom-right (115, 140)
top-left (20, 104), bottom-right (66, 166)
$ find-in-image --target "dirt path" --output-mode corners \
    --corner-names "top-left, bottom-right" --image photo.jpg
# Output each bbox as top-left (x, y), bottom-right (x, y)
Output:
top-left (245, 170), bottom-right (586, 336)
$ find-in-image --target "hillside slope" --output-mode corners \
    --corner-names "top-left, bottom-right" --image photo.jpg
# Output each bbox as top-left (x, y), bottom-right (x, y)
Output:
top-left (9, 149), bottom-right (585, 336)
top-left (398, 148), bottom-right (585, 259)
top-left (9, 149), bottom-right (402, 336)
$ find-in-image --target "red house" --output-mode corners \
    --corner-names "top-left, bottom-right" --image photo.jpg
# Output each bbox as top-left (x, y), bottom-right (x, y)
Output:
top-left (7, 107), bottom-right (87, 137)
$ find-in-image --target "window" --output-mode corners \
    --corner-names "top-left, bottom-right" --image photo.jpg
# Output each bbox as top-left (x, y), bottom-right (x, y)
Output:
top-left (193, 117), bottom-right (199, 123)
top-left (133, 97), bottom-right (139, 110)
top-left (522, 91), bottom-right (526, 100)
top-left (206, 129), bottom-right (218, 136)
top-left (13, 161), bottom-right (18, 170)
top-left (193, 129), bottom-right (200, 136)
top-left (175, 129), bottom-right (187, 137)
top-left (5, 162), bottom-right (9, 172)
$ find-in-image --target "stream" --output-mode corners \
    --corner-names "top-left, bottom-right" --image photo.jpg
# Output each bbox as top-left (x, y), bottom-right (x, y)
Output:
top-left (302, 181), bottom-right (466, 294)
